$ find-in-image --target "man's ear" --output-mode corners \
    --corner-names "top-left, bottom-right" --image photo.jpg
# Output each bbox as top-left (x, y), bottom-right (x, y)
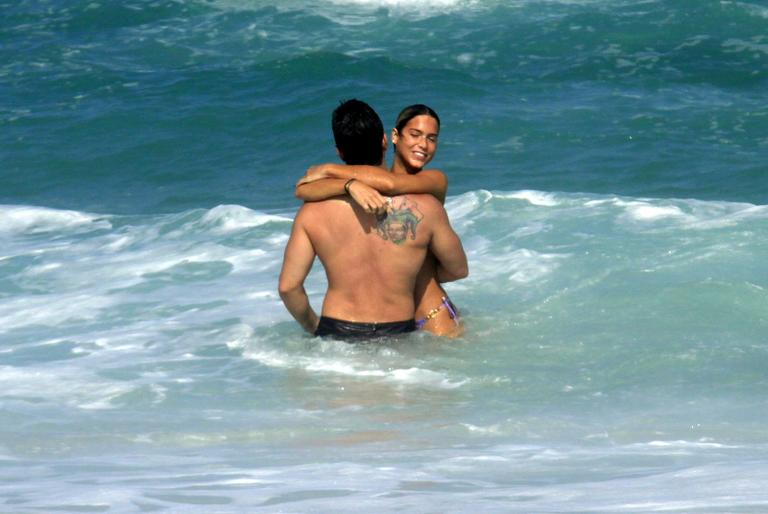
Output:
top-left (381, 134), bottom-right (388, 152)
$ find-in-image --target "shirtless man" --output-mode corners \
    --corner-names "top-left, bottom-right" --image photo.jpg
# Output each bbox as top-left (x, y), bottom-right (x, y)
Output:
top-left (278, 99), bottom-right (468, 339)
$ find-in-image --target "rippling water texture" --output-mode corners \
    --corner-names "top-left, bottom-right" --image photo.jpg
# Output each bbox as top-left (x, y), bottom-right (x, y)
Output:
top-left (3, 0), bottom-right (767, 212)
top-left (2, 0), bottom-right (767, 512)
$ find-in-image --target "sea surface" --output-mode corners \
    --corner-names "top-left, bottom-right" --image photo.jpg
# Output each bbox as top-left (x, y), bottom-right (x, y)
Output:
top-left (2, 0), bottom-right (767, 512)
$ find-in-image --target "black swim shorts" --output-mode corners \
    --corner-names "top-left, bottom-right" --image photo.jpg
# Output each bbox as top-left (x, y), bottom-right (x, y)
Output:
top-left (315, 316), bottom-right (416, 340)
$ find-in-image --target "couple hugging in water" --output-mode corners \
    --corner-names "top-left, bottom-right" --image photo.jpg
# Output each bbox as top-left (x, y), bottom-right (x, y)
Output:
top-left (278, 99), bottom-right (468, 340)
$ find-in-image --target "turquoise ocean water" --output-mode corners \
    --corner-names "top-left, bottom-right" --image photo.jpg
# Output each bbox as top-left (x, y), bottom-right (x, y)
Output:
top-left (2, 0), bottom-right (768, 512)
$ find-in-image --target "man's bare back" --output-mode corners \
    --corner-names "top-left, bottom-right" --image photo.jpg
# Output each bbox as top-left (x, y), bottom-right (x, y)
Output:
top-left (279, 191), bottom-right (467, 335)
top-left (303, 194), bottom-right (432, 322)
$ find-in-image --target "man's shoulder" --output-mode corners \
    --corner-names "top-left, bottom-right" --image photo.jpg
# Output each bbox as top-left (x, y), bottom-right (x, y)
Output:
top-left (386, 194), bottom-right (447, 233)
top-left (390, 193), bottom-right (443, 213)
top-left (299, 196), bottom-right (349, 211)
top-left (296, 197), bottom-right (348, 222)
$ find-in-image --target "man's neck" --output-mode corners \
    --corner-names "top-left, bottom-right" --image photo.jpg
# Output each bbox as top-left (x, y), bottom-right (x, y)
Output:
top-left (344, 160), bottom-right (388, 171)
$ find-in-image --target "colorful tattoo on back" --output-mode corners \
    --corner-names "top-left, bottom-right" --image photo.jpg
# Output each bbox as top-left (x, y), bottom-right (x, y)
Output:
top-left (376, 196), bottom-right (424, 245)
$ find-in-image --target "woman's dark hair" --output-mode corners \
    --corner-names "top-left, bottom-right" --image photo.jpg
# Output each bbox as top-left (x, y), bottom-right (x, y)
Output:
top-left (394, 104), bottom-right (440, 133)
top-left (331, 99), bottom-right (384, 165)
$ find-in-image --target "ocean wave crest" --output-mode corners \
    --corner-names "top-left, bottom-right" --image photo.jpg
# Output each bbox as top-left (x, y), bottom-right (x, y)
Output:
top-left (0, 205), bottom-right (111, 236)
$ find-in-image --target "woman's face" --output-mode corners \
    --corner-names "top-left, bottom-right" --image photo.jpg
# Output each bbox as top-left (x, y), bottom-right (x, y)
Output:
top-left (392, 115), bottom-right (439, 171)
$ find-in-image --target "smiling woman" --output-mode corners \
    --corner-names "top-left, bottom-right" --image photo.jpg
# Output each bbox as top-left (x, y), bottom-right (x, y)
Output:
top-left (386, 105), bottom-right (464, 337)
top-left (391, 104), bottom-right (440, 173)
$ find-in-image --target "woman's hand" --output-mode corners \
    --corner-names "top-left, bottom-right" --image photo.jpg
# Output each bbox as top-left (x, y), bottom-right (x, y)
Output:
top-left (348, 180), bottom-right (389, 216)
top-left (296, 164), bottom-right (334, 186)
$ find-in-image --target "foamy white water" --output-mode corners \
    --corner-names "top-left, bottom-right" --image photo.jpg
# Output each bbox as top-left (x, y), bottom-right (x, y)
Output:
top-left (1, 191), bottom-right (767, 512)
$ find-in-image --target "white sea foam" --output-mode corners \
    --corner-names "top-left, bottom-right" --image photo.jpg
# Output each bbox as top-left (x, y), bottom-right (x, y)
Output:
top-left (624, 202), bottom-right (689, 221)
top-left (1, 193), bottom-right (767, 514)
top-left (497, 190), bottom-right (560, 207)
top-left (466, 243), bottom-right (567, 286)
top-left (737, 2), bottom-right (768, 19)
top-left (444, 189), bottom-right (493, 228)
top-left (461, 423), bottom-right (502, 434)
top-left (197, 204), bottom-right (292, 234)
top-left (682, 202), bottom-right (768, 230)
top-left (580, 195), bottom-right (768, 232)
top-left (24, 262), bottom-right (63, 275)
top-left (0, 365), bottom-right (136, 410)
top-left (6, 451), bottom-right (768, 513)
top-left (331, 0), bottom-right (465, 5)
top-left (242, 346), bottom-right (466, 389)
top-left (723, 38), bottom-right (768, 56)
top-left (388, 367), bottom-right (468, 388)
top-left (0, 205), bottom-right (111, 235)
top-left (327, 0), bottom-right (474, 16)
top-left (0, 293), bottom-right (117, 330)
top-left (0, 203), bottom-right (300, 335)
top-left (205, 0), bottom-right (473, 22)
top-left (643, 439), bottom-right (740, 450)
top-left (232, 331), bottom-right (467, 389)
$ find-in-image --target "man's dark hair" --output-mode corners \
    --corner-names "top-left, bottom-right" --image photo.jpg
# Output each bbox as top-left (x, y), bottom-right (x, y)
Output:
top-left (332, 99), bottom-right (384, 165)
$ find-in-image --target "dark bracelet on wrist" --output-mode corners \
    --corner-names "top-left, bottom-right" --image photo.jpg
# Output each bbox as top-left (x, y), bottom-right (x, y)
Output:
top-left (344, 178), bottom-right (356, 194)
